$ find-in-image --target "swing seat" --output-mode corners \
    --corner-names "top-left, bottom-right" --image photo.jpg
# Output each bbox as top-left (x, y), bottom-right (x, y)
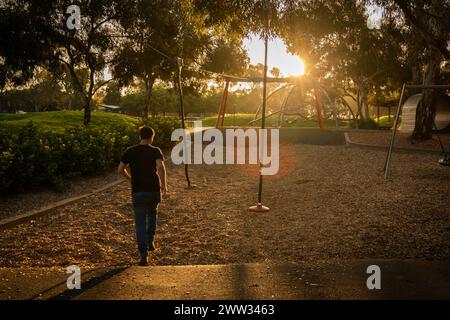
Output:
top-left (438, 157), bottom-right (450, 167)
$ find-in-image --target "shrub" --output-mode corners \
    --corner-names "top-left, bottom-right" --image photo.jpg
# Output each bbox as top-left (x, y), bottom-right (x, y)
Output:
top-left (350, 119), bottom-right (378, 130)
top-left (0, 117), bottom-right (180, 193)
top-left (140, 117), bottom-right (180, 149)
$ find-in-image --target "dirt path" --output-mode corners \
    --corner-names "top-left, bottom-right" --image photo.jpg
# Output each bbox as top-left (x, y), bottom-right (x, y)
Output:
top-left (0, 144), bottom-right (449, 268)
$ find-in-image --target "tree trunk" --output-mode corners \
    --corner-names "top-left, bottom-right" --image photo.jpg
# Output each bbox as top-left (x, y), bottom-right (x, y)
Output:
top-left (143, 77), bottom-right (156, 119)
top-left (411, 0), bottom-right (445, 141)
top-left (83, 97), bottom-right (91, 125)
top-left (360, 88), bottom-right (369, 120)
top-left (340, 97), bottom-right (356, 120)
top-left (412, 49), bottom-right (442, 140)
top-left (357, 86), bottom-right (369, 120)
top-left (411, 65), bottom-right (422, 85)
top-left (394, 0), bottom-right (450, 61)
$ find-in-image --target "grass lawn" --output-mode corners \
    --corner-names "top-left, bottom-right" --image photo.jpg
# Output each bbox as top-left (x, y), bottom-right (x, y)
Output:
top-left (374, 115), bottom-right (400, 127)
top-left (0, 111), bottom-right (379, 132)
top-left (0, 111), bottom-right (139, 132)
top-left (200, 113), bottom-right (348, 128)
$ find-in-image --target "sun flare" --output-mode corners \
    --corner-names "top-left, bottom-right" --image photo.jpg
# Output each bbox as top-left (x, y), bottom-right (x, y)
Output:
top-left (267, 49), bottom-right (306, 77)
top-left (281, 55), bottom-right (305, 77)
top-left (245, 36), bottom-right (306, 78)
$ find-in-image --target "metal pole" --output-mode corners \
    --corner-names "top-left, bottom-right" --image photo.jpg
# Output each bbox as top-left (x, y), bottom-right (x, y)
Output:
top-left (388, 106), bottom-right (391, 125)
top-left (434, 121), bottom-right (448, 158)
top-left (221, 81), bottom-right (230, 127)
top-left (319, 85), bottom-right (339, 128)
top-left (314, 87), bottom-right (324, 129)
top-left (384, 83), bottom-right (406, 179)
top-left (258, 10), bottom-right (269, 204)
top-left (216, 80), bottom-right (230, 128)
top-left (177, 57), bottom-right (191, 187)
top-left (404, 85), bottom-right (450, 90)
top-left (278, 85), bottom-right (296, 128)
top-left (333, 100), bottom-right (339, 128)
top-left (254, 85), bottom-right (289, 122)
top-left (249, 1), bottom-right (270, 212)
top-left (377, 106), bottom-right (380, 127)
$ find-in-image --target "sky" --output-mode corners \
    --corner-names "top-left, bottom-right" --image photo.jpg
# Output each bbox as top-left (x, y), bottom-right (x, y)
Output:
top-left (243, 5), bottom-right (383, 78)
top-left (106, 5), bottom-right (382, 83)
top-left (244, 35), bottom-right (305, 77)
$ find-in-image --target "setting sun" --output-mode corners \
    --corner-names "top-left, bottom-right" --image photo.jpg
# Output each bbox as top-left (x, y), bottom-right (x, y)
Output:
top-left (244, 35), bottom-right (306, 77)
top-left (281, 55), bottom-right (305, 77)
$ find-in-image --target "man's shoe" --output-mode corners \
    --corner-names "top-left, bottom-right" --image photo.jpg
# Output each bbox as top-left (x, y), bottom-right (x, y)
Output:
top-left (138, 256), bottom-right (148, 266)
top-left (148, 239), bottom-right (156, 251)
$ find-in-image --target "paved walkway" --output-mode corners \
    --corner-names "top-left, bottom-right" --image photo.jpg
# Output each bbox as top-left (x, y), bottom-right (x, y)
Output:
top-left (3, 260), bottom-right (449, 300)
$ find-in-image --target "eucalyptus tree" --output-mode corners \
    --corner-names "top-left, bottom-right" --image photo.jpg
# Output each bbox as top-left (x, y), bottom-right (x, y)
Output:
top-left (371, 0), bottom-right (450, 139)
top-left (0, 0), bottom-right (133, 124)
top-left (112, 0), bottom-right (248, 118)
top-left (278, 0), bottom-right (407, 120)
top-left (196, 0), bottom-right (450, 130)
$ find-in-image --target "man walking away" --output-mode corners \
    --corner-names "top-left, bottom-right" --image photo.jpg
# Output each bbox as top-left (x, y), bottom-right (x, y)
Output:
top-left (118, 126), bottom-right (168, 266)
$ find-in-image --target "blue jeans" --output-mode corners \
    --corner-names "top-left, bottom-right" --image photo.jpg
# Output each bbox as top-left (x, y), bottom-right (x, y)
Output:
top-left (131, 192), bottom-right (161, 258)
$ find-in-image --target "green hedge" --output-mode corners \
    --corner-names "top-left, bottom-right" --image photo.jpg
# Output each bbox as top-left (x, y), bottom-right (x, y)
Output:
top-left (0, 117), bottom-right (180, 193)
top-left (350, 119), bottom-right (379, 130)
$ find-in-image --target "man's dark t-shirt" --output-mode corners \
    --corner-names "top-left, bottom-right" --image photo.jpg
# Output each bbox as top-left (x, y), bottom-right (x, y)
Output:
top-left (121, 144), bottom-right (164, 194)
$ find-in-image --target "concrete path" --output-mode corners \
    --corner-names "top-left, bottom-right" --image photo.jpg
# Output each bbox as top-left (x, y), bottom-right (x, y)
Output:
top-left (0, 267), bottom-right (121, 300)
top-left (9, 259), bottom-right (445, 300)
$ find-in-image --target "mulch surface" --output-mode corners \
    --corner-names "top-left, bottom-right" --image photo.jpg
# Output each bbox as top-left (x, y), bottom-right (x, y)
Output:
top-left (0, 143), bottom-right (449, 268)
top-left (348, 130), bottom-right (450, 151)
top-left (0, 171), bottom-right (119, 221)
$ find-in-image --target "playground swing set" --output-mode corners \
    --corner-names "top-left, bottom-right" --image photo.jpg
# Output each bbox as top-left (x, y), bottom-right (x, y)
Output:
top-left (173, 2), bottom-right (279, 212)
top-left (214, 76), bottom-right (340, 130)
top-left (173, 52), bottom-right (450, 209)
top-left (167, 2), bottom-right (450, 210)
top-left (384, 84), bottom-right (450, 179)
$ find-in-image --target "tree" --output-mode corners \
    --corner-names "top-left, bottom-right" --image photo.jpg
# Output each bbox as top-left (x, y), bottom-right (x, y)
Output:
top-left (270, 67), bottom-right (281, 78)
top-left (0, 0), bottom-right (132, 124)
top-left (53, 0), bottom-right (132, 124)
top-left (0, 69), bottom-right (79, 113)
top-left (121, 91), bottom-right (145, 116)
top-left (396, 0), bottom-right (449, 140)
top-left (280, 0), bottom-right (407, 120)
top-left (103, 82), bottom-right (122, 106)
top-left (28, 71), bottom-right (67, 112)
top-left (0, 1), bottom-right (55, 90)
top-left (112, 0), bottom-right (248, 118)
top-left (373, 0), bottom-right (450, 140)
top-left (391, 0), bottom-right (450, 60)
top-left (112, 0), bottom-right (183, 118)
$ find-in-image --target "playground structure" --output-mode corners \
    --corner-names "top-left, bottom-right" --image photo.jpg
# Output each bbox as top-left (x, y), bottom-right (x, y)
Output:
top-left (215, 76), bottom-right (341, 129)
top-left (375, 98), bottom-right (396, 130)
top-left (399, 93), bottom-right (450, 133)
top-left (384, 84), bottom-right (450, 179)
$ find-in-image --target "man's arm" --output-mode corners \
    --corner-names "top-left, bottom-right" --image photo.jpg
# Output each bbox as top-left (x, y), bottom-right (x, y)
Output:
top-left (117, 161), bottom-right (131, 184)
top-left (156, 159), bottom-right (168, 195)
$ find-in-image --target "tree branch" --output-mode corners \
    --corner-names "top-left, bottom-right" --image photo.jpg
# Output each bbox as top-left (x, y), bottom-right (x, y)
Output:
top-left (64, 46), bottom-right (87, 98)
top-left (93, 78), bottom-right (113, 95)
top-left (394, 0), bottom-right (450, 61)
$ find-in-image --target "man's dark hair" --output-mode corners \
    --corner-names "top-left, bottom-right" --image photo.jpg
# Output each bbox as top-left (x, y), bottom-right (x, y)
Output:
top-left (139, 126), bottom-right (155, 140)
